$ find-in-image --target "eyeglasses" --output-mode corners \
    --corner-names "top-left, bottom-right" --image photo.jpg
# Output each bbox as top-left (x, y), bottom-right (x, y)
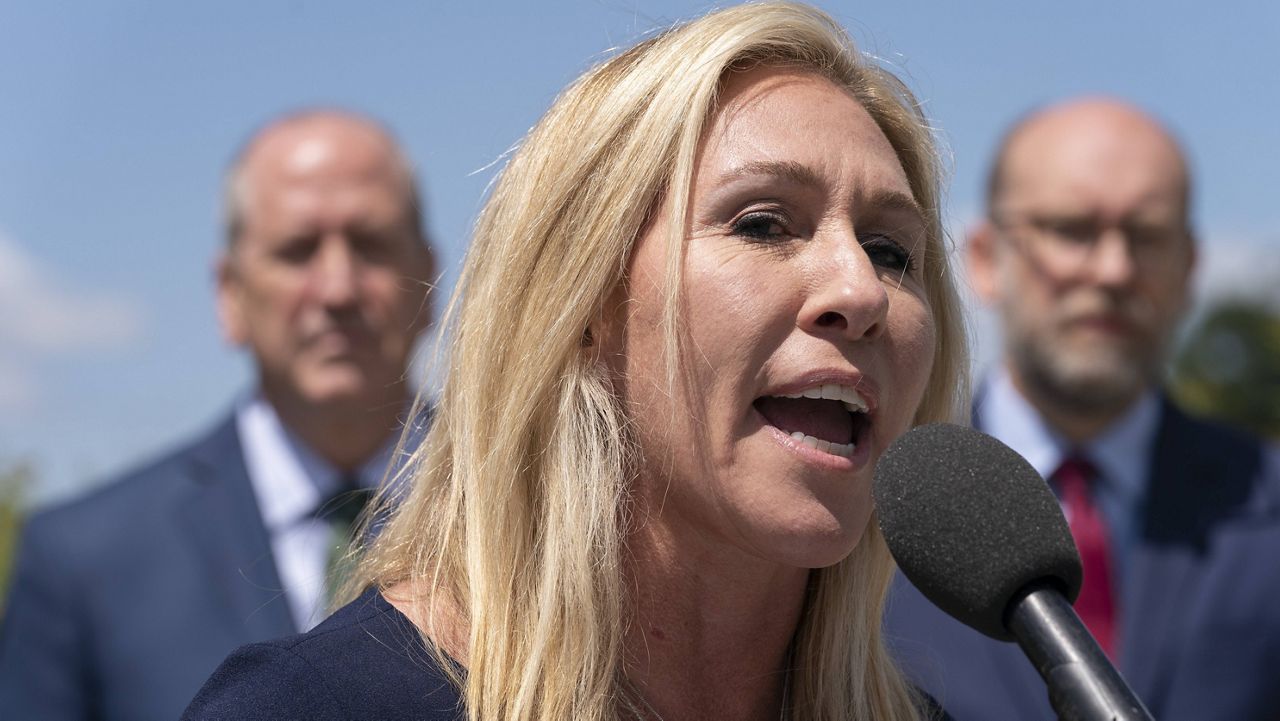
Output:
top-left (991, 211), bottom-right (1191, 277)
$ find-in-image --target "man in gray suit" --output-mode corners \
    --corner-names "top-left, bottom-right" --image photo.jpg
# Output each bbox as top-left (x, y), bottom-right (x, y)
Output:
top-left (0, 109), bottom-right (436, 721)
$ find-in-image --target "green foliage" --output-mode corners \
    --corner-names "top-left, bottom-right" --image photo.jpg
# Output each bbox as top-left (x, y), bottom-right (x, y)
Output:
top-left (1172, 300), bottom-right (1280, 439)
top-left (0, 463), bottom-right (29, 612)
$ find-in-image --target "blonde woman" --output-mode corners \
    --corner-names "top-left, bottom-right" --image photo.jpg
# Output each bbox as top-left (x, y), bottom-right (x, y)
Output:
top-left (185, 2), bottom-right (966, 720)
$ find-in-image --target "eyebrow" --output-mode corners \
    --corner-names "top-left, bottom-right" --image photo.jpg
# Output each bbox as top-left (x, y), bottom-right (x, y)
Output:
top-left (717, 160), bottom-right (825, 189)
top-left (866, 189), bottom-right (926, 223)
top-left (717, 160), bottom-right (926, 221)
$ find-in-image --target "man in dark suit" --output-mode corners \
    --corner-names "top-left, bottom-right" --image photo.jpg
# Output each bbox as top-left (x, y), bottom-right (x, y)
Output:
top-left (883, 98), bottom-right (1280, 720)
top-left (0, 110), bottom-right (436, 721)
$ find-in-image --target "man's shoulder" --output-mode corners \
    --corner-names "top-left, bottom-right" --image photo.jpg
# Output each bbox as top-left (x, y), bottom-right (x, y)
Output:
top-left (1154, 399), bottom-right (1273, 494)
top-left (1158, 399), bottom-right (1263, 454)
top-left (1142, 397), bottom-right (1280, 542)
top-left (19, 414), bottom-right (241, 557)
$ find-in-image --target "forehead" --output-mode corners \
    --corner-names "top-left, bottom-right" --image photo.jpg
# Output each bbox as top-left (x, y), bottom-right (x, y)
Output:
top-left (1000, 112), bottom-right (1187, 218)
top-left (699, 67), bottom-right (912, 196)
top-left (238, 120), bottom-right (411, 232)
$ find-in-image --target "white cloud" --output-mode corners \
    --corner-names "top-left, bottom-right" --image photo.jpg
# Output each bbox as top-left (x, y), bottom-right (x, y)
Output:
top-left (0, 354), bottom-right (36, 413)
top-left (0, 228), bottom-right (147, 414)
top-left (0, 229), bottom-right (145, 353)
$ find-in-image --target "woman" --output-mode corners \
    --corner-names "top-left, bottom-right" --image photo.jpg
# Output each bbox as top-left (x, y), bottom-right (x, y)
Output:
top-left (185, 2), bottom-right (967, 719)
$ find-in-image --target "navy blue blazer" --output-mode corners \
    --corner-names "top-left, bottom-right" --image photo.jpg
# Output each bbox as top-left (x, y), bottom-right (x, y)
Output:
top-left (0, 415), bottom-right (297, 721)
top-left (186, 586), bottom-right (951, 721)
top-left (883, 397), bottom-right (1280, 720)
top-left (183, 586), bottom-right (464, 720)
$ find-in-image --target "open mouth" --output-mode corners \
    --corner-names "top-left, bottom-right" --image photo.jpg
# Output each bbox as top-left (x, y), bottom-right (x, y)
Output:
top-left (752, 384), bottom-right (870, 459)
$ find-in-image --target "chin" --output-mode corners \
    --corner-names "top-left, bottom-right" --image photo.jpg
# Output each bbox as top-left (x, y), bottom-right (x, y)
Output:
top-left (1056, 355), bottom-right (1145, 400)
top-left (299, 372), bottom-right (378, 408)
top-left (756, 508), bottom-right (871, 570)
top-left (770, 536), bottom-right (863, 570)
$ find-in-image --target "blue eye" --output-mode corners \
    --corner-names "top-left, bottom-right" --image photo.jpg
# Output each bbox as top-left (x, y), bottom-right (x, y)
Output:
top-left (731, 212), bottom-right (789, 242)
top-left (861, 234), bottom-right (916, 273)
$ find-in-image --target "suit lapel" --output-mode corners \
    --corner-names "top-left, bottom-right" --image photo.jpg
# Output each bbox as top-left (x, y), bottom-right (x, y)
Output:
top-left (177, 416), bottom-right (297, 639)
top-left (1121, 400), bottom-right (1264, 712)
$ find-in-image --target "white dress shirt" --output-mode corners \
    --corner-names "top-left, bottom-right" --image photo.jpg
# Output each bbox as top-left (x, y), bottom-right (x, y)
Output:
top-left (235, 395), bottom-right (397, 631)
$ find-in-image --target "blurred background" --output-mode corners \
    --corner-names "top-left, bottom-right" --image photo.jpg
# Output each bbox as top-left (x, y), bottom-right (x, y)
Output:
top-left (2, 0), bottom-right (1278, 592)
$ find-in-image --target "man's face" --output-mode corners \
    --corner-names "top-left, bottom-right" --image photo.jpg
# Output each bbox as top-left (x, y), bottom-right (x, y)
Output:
top-left (971, 107), bottom-right (1195, 414)
top-left (217, 120), bottom-right (433, 413)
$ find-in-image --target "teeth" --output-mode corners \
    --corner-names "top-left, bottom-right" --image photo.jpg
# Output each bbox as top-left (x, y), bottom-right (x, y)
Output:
top-left (789, 431), bottom-right (856, 458)
top-left (780, 384), bottom-right (869, 413)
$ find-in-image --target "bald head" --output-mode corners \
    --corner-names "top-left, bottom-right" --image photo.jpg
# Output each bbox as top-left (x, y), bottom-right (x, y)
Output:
top-left (987, 98), bottom-right (1191, 222)
top-left (225, 110), bottom-right (423, 248)
top-left (970, 97), bottom-right (1198, 440)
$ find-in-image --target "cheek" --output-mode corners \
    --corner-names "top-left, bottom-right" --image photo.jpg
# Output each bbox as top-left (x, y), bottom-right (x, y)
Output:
top-left (1000, 277), bottom-right (1060, 343)
top-left (996, 259), bottom-right (1054, 313)
top-left (599, 282), bottom-right (670, 438)
top-left (245, 270), bottom-right (308, 321)
top-left (1149, 271), bottom-right (1191, 319)
top-left (888, 300), bottom-right (937, 413)
top-left (684, 259), bottom-right (798, 367)
top-left (613, 266), bottom-right (789, 483)
top-left (361, 270), bottom-right (411, 313)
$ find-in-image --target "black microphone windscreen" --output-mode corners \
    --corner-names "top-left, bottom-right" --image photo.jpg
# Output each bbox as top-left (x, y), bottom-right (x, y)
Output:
top-left (874, 423), bottom-right (1082, 641)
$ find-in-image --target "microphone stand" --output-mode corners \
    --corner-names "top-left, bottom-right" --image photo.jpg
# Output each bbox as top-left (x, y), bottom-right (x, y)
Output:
top-left (1005, 581), bottom-right (1154, 721)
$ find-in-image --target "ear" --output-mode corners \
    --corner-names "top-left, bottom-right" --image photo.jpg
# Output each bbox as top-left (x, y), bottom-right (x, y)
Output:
top-left (584, 308), bottom-right (609, 355)
top-left (966, 220), bottom-right (1002, 306)
top-left (215, 253), bottom-right (249, 346)
top-left (585, 280), bottom-right (629, 363)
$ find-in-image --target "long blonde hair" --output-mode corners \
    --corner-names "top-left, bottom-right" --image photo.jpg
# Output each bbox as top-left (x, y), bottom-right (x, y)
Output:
top-left (354, 3), bottom-right (968, 720)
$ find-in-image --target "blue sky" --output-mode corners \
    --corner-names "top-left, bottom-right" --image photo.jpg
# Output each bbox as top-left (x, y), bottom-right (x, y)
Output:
top-left (3, 0), bottom-right (1278, 504)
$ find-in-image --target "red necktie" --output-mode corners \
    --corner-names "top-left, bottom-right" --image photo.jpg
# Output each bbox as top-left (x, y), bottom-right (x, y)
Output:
top-left (1052, 455), bottom-right (1117, 658)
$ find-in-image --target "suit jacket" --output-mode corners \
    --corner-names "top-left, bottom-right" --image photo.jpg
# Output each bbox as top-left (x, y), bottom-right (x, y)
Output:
top-left (0, 415), bottom-right (298, 721)
top-left (883, 397), bottom-right (1280, 721)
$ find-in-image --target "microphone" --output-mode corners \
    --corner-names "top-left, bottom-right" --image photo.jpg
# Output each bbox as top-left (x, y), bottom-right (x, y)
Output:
top-left (873, 423), bottom-right (1154, 721)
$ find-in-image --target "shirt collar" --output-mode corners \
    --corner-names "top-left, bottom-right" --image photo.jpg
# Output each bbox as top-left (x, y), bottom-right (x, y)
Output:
top-left (1086, 390), bottom-right (1159, 508)
top-left (236, 394), bottom-right (399, 531)
top-left (980, 365), bottom-right (1159, 504)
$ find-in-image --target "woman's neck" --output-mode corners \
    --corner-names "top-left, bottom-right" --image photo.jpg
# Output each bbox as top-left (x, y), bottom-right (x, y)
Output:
top-left (622, 524), bottom-right (808, 720)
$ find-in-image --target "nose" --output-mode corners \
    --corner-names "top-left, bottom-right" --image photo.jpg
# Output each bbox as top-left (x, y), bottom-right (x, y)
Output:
top-left (1088, 227), bottom-right (1137, 287)
top-left (313, 236), bottom-right (359, 307)
top-left (797, 237), bottom-right (889, 342)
